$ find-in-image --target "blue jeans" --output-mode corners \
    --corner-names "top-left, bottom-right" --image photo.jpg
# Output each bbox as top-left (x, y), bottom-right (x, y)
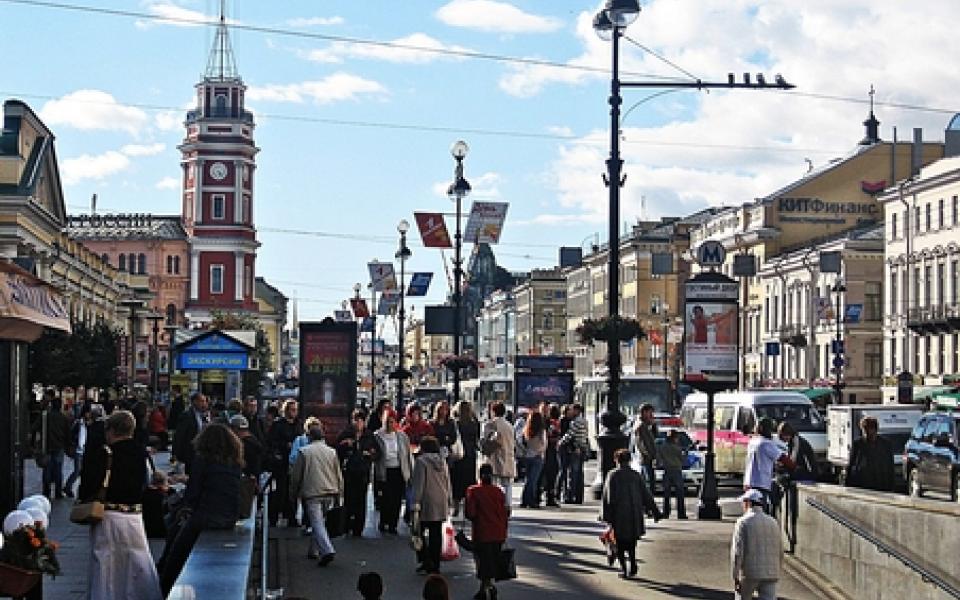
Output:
top-left (522, 456), bottom-right (544, 507)
top-left (662, 468), bottom-right (686, 518)
top-left (304, 497), bottom-right (336, 557)
top-left (42, 449), bottom-right (65, 497)
top-left (65, 451), bottom-right (83, 494)
top-left (565, 450), bottom-right (584, 503)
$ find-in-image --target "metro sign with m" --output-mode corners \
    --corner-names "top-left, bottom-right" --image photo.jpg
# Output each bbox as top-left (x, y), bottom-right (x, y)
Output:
top-left (696, 240), bottom-right (726, 268)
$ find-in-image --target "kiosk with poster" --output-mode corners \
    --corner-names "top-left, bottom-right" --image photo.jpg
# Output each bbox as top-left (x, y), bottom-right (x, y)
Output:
top-left (513, 355), bottom-right (574, 415)
top-left (299, 319), bottom-right (358, 444)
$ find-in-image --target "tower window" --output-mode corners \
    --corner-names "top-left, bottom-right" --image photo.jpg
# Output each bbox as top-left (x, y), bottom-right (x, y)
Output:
top-left (214, 94), bottom-right (228, 117)
top-left (212, 194), bottom-right (225, 220)
top-left (210, 265), bottom-right (224, 294)
top-left (138, 253), bottom-right (147, 275)
top-left (166, 255), bottom-right (174, 274)
top-left (128, 253), bottom-right (136, 274)
top-left (174, 256), bottom-right (181, 274)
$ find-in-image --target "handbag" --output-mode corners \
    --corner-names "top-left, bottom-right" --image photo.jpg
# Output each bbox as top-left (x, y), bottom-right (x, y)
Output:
top-left (450, 433), bottom-right (465, 461)
top-left (494, 546), bottom-right (517, 581)
top-left (324, 502), bottom-right (345, 538)
top-left (480, 431), bottom-right (500, 457)
top-left (440, 519), bottom-right (460, 561)
top-left (70, 446), bottom-right (113, 525)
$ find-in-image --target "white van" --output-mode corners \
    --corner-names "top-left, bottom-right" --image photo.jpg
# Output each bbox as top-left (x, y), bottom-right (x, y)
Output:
top-left (680, 390), bottom-right (828, 476)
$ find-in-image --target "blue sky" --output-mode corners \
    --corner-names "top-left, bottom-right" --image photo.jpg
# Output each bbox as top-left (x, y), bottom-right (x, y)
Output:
top-left (2, 0), bottom-right (959, 332)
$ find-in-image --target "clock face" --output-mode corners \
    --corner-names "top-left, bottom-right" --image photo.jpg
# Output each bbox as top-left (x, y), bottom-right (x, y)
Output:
top-left (209, 162), bottom-right (228, 181)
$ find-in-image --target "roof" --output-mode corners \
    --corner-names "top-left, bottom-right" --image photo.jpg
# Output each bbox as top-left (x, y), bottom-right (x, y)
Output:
top-left (760, 145), bottom-right (873, 203)
top-left (66, 213), bottom-right (187, 241)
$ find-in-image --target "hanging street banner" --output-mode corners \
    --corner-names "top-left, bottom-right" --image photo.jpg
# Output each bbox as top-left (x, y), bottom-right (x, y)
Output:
top-left (360, 316), bottom-right (375, 332)
top-left (407, 272), bottom-right (433, 297)
top-left (350, 297), bottom-right (369, 318)
top-left (368, 261), bottom-right (397, 291)
top-left (464, 201), bottom-right (508, 244)
top-left (414, 212), bottom-right (453, 248)
top-left (378, 290), bottom-right (400, 315)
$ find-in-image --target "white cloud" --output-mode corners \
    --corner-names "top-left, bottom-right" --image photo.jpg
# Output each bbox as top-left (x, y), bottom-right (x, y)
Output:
top-left (154, 111), bottom-right (182, 131)
top-left (432, 171), bottom-right (503, 198)
top-left (286, 16), bottom-right (344, 27)
top-left (120, 143), bottom-right (165, 157)
top-left (435, 0), bottom-right (562, 34)
top-left (39, 90), bottom-right (148, 136)
top-left (155, 176), bottom-right (180, 190)
top-left (60, 151), bottom-right (131, 185)
top-left (246, 73), bottom-right (387, 104)
top-left (547, 125), bottom-right (573, 137)
top-left (135, 2), bottom-right (236, 29)
top-left (304, 33), bottom-right (472, 64)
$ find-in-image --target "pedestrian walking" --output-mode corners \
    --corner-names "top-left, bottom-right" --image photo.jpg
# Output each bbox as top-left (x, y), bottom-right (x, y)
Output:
top-left (172, 392), bottom-right (210, 475)
top-left (482, 401), bottom-right (516, 508)
top-left (657, 430), bottom-right (687, 519)
top-left (411, 436), bottom-right (453, 574)
top-left (743, 417), bottom-right (794, 512)
top-left (158, 423), bottom-right (243, 596)
top-left (242, 395), bottom-right (267, 445)
top-left (556, 404), bottom-right (574, 502)
top-left (634, 403), bottom-right (658, 488)
top-left (374, 410), bottom-right (414, 534)
top-left (731, 489), bottom-right (782, 600)
top-left (401, 402), bottom-right (434, 450)
top-left (466, 464), bottom-right (508, 600)
top-left (148, 404), bottom-right (168, 451)
top-left (451, 400), bottom-right (480, 516)
top-left (601, 449), bottom-right (661, 579)
top-left (519, 412), bottom-right (547, 509)
top-left (290, 421), bottom-right (344, 566)
top-left (80, 410), bottom-right (162, 600)
top-left (337, 409), bottom-right (379, 537)
top-left (846, 416), bottom-right (895, 492)
top-left (34, 395), bottom-right (71, 499)
top-left (558, 403), bottom-right (588, 504)
top-left (430, 400), bottom-right (458, 459)
top-left (540, 403), bottom-right (562, 507)
top-left (64, 403), bottom-right (94, 498)
top-left (167, 387), bottom-right (185, 441)
top-left (267, 398), bottom-right (301, 527)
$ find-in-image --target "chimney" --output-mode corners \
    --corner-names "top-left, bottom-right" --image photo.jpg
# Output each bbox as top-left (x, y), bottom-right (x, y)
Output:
top-left (945, 113), bottom-right (960, 158)
top-left (912, 127), bottom-right (923, 176)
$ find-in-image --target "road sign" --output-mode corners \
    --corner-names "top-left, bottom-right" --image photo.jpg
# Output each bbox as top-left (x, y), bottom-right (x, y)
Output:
top-left (831, 339), bottom-right (845, 355)
top-left (696, 240), bottom-right (726, 267)
top-left (765, 341), bottom-right (780, 356)
top-left (845, 304), bottom-right (863, 323)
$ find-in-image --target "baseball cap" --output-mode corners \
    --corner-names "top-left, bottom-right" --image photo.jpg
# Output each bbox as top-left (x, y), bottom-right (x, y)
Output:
top-left (229, 415), bottom-right (249, 429)
top-left (739, 489), bottom-right (764, 504)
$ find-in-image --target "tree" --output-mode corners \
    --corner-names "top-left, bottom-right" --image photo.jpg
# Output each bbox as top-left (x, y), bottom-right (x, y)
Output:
top-left (207, 310), bottom-right (272, 398)
top-left (27, 321), bottom-right (120, 389)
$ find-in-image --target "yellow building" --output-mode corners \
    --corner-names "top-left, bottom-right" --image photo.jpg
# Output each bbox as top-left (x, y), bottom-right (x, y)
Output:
top-left (254, 277), bottom-right (288, 374)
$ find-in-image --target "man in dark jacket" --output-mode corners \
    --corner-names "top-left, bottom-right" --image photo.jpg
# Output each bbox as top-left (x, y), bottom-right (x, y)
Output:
top-left (267, 399), bottom-right (301, 527)
top-left (35, 396), bottom-right (72, 499)
top-left (634, 403), bottom-right (658, 489)
top-left (847, 416), bottom-right (895, 492)
top-left (242, 395), bottom-right (267, 445)
top-left (337, 409), bottom-right (379, 537)
top-left (172, 392), bottom-right (209, 474)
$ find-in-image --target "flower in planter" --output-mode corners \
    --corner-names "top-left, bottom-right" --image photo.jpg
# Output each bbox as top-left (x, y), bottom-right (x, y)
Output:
top-left (0, 520), bottom-right (61, 576)
top-left (440, 355), bottom-right (478, 372)
top-left (576, 316), bottom-right (646, 346)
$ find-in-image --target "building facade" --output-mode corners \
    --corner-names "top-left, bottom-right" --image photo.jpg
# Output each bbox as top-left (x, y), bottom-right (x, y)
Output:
top-left (513, 268), bottom-right (566, 357)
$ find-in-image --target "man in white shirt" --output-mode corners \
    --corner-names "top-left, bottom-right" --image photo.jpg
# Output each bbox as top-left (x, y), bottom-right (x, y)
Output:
top-left (743, 417), bottom-right (794, 513)
top-left (731, 489), bottom-right (782, 600)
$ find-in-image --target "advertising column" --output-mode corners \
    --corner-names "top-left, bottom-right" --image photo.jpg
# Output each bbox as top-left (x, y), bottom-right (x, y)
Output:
top-left (299, 319), bottom-right (358, 444)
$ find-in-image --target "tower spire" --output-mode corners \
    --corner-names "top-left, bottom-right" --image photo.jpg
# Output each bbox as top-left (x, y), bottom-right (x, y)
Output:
top-left (205, 0), bottom-right (239, 80)
top-left (860, 84), bottom-right (880, 145)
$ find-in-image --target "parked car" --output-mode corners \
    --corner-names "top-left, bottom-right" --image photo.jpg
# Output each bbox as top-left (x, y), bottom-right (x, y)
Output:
top-left (904, 411), bottom-right (960, 501)
top-left (630, 427), bottom-right (704, 492)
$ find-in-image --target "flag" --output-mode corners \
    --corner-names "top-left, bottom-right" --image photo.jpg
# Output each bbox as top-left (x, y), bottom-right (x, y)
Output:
top-left (378, 290), bottom-right (400, 315)
top-left (414, 212), bottom-right (453, 248)
top-left (407, 272), bottom-right (433, 297)
top-left (350, 297), bottom-right (369, 318)
top-left (368, 261), bottom-right (396, 291)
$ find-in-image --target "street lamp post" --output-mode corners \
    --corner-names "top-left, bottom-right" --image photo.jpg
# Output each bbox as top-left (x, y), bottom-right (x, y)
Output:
top-left (447, 140), bottom-right (471, 405)
top-left (119, 299), bottom-right (144, 394)
top-left (146, 313), bottom-right (164, 403)
top-left (395, 220), bottom-right (412, 408)
top-left (832, 278), bottom-right (847, 404)
top-left (365, 280), bottom-right (378, 406)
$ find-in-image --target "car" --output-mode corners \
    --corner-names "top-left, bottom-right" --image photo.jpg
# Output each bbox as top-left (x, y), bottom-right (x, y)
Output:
top-left (904, 411), bottom-right (960, 501)
top-left (630, 427), bottom-right (704, 492)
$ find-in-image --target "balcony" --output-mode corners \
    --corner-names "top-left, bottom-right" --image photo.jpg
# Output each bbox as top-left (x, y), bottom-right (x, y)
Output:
top-left (907, 304), bottom-right (960, 334)
top-left (778, 324), bottom-right (808, 347)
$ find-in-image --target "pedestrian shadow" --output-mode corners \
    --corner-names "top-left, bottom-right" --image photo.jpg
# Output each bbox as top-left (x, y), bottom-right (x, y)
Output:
top-left (632, 577), bottom-right (730, 599)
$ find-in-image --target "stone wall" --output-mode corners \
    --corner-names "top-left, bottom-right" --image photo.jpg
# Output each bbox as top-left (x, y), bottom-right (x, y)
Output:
top-left (795, 483), bottom-right (960, 600)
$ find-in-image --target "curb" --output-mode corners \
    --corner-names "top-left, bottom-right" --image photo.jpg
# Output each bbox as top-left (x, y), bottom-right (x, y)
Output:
top-left (784, 554), bottom-right (850, 600)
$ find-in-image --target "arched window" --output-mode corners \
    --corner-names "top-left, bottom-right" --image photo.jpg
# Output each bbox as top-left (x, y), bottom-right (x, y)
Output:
top-left (166, 255), bottom-right (174, 274)
top-left (101, 253), bottom-right (109, 266)
top-left (137, 253), bottom-right (147, 274)
top-left (215, 94), bottom-right (227, 117)
top-left (166, 303), bottom-right (177, 326)
top-left (118, 254), bottom-right (126, 271)
top-left (174, 256), bottom-right (181, 274)
top-left (127, 253), bottom-right (136, 274)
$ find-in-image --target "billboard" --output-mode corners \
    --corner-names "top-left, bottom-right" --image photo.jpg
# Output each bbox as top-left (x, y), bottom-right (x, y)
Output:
top-left (684, 277), bottom-right (738, 385)
top-left (299, 321), bottom-right (358, 444)
top-left (414, 212), bottom-right (453, 248)
top-left (515, 373), bottom-right (574, 409)
top-left (464, 201), bottom-right (508, 244)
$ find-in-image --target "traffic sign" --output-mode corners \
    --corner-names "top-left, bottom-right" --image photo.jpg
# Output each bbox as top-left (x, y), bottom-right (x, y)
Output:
top-left (765, 341), bottom-right (781, 356)
top-left (832, 356), bottom-right (845, 368)
top-left (831, 339), bottom-right (845, 355)
top-left (696, 240), bottom-right (726, 267)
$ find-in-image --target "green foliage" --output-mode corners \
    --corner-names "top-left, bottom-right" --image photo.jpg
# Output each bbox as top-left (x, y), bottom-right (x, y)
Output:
top-left (576, 316), bottom-right (646, 346)
top-left (28, 321), bottom-right (120, 388)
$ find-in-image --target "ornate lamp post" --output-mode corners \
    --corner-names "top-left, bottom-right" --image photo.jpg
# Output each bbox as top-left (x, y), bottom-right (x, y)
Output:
top-left (394, 220), bottom-right (412, 407)
top-left (145, 312), bottom-right (164, 402)
top-left (832, 278), bottom-right (847, 404)
top-left (446, 140), bottom-right (471, 404)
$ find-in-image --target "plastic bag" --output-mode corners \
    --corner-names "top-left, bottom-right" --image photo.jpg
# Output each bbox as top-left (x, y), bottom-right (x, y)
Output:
top-left (440, 519), bottom-right (460, 561)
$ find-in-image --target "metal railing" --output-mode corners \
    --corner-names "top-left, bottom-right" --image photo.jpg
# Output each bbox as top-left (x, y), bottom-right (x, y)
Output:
top-left (805, 497), bottom-right (960, 598)
top-left (258, 472), bottom-right (283, 600)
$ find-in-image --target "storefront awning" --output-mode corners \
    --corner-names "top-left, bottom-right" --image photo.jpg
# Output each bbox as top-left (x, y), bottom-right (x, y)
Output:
top-left (0, 260), bottom-right (70, 342)
top-left (800, 387), bottom-right (835, 401)
top-left (913, 385), bottom-right (958, 402)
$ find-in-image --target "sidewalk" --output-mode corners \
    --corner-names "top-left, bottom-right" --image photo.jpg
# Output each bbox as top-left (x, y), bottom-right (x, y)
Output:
top-left (278, 493), bottom-right (820, 600)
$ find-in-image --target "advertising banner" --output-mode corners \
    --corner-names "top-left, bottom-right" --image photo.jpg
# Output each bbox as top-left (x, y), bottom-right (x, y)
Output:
top-left (407, 272), bottom-right (433, 297)
top-left (360, 316), bottom-right (375, 332)
top-left (350, 297), bottom-right (369, 318)
top-left (464, 201), bottom-right (508, 244)
top-left (414, 212), bottom-right (453, 248)
top-left (684, 276), bottom-right (739, 385)
top-left (299, 322), bottom-right (358, 444)
top-left (515, 373), bottom-right (574, 409)
top-left (378, 290), bottom-right (400, 316)
top-left (368, 261), bottom-right (397, 292)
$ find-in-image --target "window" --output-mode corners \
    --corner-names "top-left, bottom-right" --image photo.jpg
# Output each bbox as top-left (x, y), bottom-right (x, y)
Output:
top-left (903, 209), bottom-right (909, 235)
top-left (940, 334), bottom-right (947, 375)
top-left (954, 333), bottom-right (960, 374)
top-left (100, 253), bottom-right (109, 266)
top-left (890, 268), bottom-right (898, 315)
top-left (865, 341), bottom-right (882, 378)
top-left (953, 260), bottom-right (959, 305)
top-left (938, 263), bottom-right (946, 306)
top-left (212, 194), bottom-right (225, 220)
top-left (915, 206), bottom-right (921, 233)
top-left (210, 265), bottom-right (224, 294)
top-left (174, 256), bottom-right (181, 275)
top-left (902, 337), bottom-right (908, 373)
top-left (166, 255), bottom-right (174, 274)
top-left (939, 198), bottom-right (945, 229)
top-left (914, 267), bottom-right (922, 309)
top-left (954, 196), bottom-right (959, 227)
top-left (926, 335), bottom-right (932, 374)
top-left (889, 337), bottom-right (897, 372)
top-left (926, 203), bottom-right (931, 231)
top-left (118, 254), bottom-right (126, 271)
top-left (214, 94), bottom-right (227, 117)
top-left (892, 212), bottom-right (898, 239)
top-left (137, 253), bottom-right (146, 274)
top-left (865, 282), bottom-right (881, 321)
top-left (914, 335), bottom-right (921, 373)
top-left (244, 265), bottom-right (252, 297)
top-left (764, 297), bottom-right (770, 333)
top-left (924, 265), bottom-right (932, 308)
top-left (543, 310), bottom-right (554, 329)
top-left (127, 253), bottom-right (136, 274)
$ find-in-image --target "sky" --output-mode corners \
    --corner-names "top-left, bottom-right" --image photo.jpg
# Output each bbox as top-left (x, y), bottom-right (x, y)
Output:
top-left (3, 0), bottom-right (960, 337)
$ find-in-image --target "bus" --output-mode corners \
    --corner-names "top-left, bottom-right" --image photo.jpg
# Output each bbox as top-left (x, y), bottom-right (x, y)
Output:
top-left (411, 385), bottom-right (449, 412)
top-left (461, 376), bottom-right (514, 417)
top-left (577, 374), bottom-right (674, 450)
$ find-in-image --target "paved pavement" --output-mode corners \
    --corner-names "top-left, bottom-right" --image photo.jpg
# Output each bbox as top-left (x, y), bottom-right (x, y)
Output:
top-left (278, 481), bottom-right (821, 600)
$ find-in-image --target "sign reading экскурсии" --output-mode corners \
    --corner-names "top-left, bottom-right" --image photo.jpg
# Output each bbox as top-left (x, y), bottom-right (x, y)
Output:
top-left (776, 197), bottom-right (879, 225)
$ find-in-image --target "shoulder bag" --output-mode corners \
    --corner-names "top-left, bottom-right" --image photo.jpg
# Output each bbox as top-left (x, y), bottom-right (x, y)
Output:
top-left (449, 430), bottom-right (465, 461)
top-left (70, 446), bottom-right (112, 525)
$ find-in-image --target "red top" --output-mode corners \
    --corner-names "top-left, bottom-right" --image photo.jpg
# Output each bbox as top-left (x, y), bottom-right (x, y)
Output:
top-left (148, 407), bottom-right (167, 434)
top-left (465, 482), bottom-right (507, 543)
top-left (401, 419), bottom-right (434, 447)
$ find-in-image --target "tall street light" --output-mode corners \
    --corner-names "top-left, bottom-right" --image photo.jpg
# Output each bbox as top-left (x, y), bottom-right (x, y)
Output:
top-left (146, 312), bottom-right (164, 403)
top-left (832, 278), bottom-right (847, 404)
top-left (447, 140), bottom-right (471, 405)
top-left (120, 299), bottom-right (144, 393)
top-left (394, 220), bottom-right (413, 407)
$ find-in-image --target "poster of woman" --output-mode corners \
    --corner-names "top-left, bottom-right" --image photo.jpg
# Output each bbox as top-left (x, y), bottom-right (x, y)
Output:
top-left (684, 303), bottom-right (738, 382)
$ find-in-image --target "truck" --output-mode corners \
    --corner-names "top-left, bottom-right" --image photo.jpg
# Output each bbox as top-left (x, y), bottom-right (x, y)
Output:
top-left (827, 404), bottom-right (924, 487)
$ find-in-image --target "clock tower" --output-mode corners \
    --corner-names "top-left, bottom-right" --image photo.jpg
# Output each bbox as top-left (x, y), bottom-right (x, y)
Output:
top-left (180, 6), bottom-right (260, 324)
